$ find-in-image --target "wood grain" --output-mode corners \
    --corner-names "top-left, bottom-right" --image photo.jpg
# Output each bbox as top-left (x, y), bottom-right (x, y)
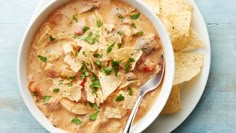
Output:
top-left (0, 0), bottom-right (235, 132)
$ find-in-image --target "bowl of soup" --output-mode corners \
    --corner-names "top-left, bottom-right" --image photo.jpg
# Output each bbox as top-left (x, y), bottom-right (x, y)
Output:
top-left (17, 0), bottom-right (175, 132)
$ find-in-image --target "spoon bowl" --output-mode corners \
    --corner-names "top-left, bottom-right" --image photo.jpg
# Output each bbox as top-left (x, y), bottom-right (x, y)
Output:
top-left (123, 62), bottom-right (165, 133)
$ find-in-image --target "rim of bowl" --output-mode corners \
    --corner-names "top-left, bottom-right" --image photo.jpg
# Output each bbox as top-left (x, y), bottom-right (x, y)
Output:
top-left (17, 0), bottom-right (175, 132)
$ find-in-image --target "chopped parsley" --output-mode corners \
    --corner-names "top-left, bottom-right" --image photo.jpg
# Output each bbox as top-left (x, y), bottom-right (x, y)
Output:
top-left (94, 34), bottom-right (100, 43)
top-left (73, 14), bottom-right (78, 22)
top-left (93, 53), bottom-right (102, 58)
top-left (118, 31), bottom-right (124, 36)
top-left (128, 87), bottom-right (133, 96)
top-left (33, 92), bottom-right (38, 97)
top-left (71, 117), bottom-right (82, 125)
top-left (112, 60), bottom-right (121, 76)
top-left (80, 63), bottom-right (89, 79)
top-left (68, 82), bottom-right (73, 87)
top-left (79, 32), bottom-right (100, 44)
top-left (104, 66), bottom-right (112, 75)
top-left (59, 81), bottom-right (63, 86)
top-left (69, 76), bottom-right (76, 80)
top-left (131, 23), bottom-right (137, 29)
top-left (53, 88), bottom-right (60, 92)
top-left (49, 36), bottom-right (56, 41)
top-left (82, 26), bottom-right (90, 33)
top-left (97, 20), bottom-right (103, 28)
top-left (84, 32), bottom-right (95, 44)
top-left (116, 94), bottom-right (125, 102)
top-left (90, 112), bottom-right (99, 121)
top-left (107, 42), bottom-right (115, 53)
top-left (89, 103), bottom-right (100, 112)
top-left (117, 14), bottom-right (124, 19)
top-left (90, 75), bottom-right (101, 93)
top-left (125, 58), bottom-right (135, 73)
top-left (38, 55), bottom-right (47, 63)
top-left (95, 60), bottom-right (102, 68)
top-left (130, 13), bottom-right (141, 20)
top-left (90, 79), bottom-right (101, 93)
top-left (138, 31), bottom-right (144, 36)
top-left (90, 74), bottom-right (96, 81)
top-left (43, 96), bottom-right (51, 103)
top-left (53, 88), bottom-right (60, 93)
top-left (118, 43), bottom-right (123, 48)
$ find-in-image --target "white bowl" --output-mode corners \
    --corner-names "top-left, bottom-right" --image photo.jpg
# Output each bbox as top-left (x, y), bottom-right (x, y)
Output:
top-left (17, 0), bottom-right (175, 132)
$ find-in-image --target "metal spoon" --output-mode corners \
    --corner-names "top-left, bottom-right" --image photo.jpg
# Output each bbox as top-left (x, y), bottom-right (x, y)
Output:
top-left (123, 62), bottom-right (165, 133)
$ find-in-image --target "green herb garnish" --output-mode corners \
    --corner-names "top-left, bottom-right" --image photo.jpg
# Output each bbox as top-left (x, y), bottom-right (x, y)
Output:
top-left (43, 96), bottom-right (51, 103)
top-left (107, 42), bottom-right (115, 53)
top-left (128, 87), bottom-right (133, 96)
top-left (84, 32), bottom-right (95, 44)
top-left (118, 43), bottom-right (123, 48)
top-left (95, 60), bottom-right (102, 68)
top-left (104, 66), bottom-right (112, 75)
top-left (69, 76), bottom-right (76, 80)
top-left (118, 31), bottom-right (124, 36)
top-left (138, 31), bottom-right (144, 36)
top-left (68, 82), bottom-right (73, 87)
top-left (112, 60), bottom-right (121, 76)
top-left (82, 26), bottom-right (90, 33)
top-left (131, 23), bottom-right (137, 29)
top-left (116, 94), bottom-right (125, 102)
top-left (90, 75), bottom-right (101, 93)
top-left (90, 79), bottom-right (101, 93)
top-left (89, 103), bottom-right (100, 112)
top-left (97, 20), bottom-right (103, 28)
top-left (117, 14), bottom-right (124, 19)
top-left (53, 88), bottom-right (60, 93)
top-left (90, 112), bottom-right (99, 121)
top-left (71, 117), bottom-right (82, 125)
top-left (80, 63), bottom-right (89, 79)
top-left (73, 14), bottom-right (78, 22)
top-left (49, 36), bottom-right (56, 41)
top-left (130, 13), bottom-right (140, 20)
top-left (38, 55), bottom-right (47, 63)
top-left (93, 53), bottom-right (102, 58)
top-left (33, 92), bottom-right (38, 97)
top-left (125, 58), bottom-right (135, 73)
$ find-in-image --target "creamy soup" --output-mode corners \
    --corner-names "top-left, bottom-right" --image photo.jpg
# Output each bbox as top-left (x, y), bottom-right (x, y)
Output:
top-left (27, 0), bottom-right (164, 132)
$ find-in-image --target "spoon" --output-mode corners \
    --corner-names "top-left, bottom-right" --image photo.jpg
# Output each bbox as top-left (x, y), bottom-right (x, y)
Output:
top-left (123, 62), bottom-right (165, 133)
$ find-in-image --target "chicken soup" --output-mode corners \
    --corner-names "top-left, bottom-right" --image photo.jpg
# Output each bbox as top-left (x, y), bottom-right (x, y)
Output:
top-left (27, 0), bottom-right (164, 132)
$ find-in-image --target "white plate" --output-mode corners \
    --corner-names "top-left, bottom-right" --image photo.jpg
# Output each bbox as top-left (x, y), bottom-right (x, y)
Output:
top-left (31, 0), bottom-right (211, 132)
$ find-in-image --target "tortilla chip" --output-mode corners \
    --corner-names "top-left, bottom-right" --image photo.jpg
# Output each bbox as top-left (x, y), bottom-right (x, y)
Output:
top-left (174, 52), bottom-right (204, 85)
top-left (60, 98), bottom-right (93, 115)
top-left (84, 78), bottom-right (96, 103)
top-left (98, 72), bottom-right (123, 99)
top-left (64, 54), bottom-right (83, 72)
top-left (77, 47), bottom-right (96, 73)
top-left (160, 0), bottom-right (193, 15)
top-left (61, 84), bottom-right (82, 102)
top-left (104, 107), bottom-right (124, 119)
top-left (142, 0), bottom-right (160, 14)
top-left (119, 90), bottom-right (137, 109)
top-left (181, 28), bottom-right (205, 51)
top-left (161, 85), bottom-right (181, 115)
top-left (161, 11), bottom-right (192, 51)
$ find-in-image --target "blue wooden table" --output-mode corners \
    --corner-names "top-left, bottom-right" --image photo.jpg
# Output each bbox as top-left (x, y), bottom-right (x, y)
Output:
top-left (0, 0), bottom-right (235, 132)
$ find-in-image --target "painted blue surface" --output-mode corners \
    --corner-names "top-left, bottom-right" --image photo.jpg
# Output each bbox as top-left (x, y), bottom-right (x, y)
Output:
top-left (0, 0), bottom-right (235, 132)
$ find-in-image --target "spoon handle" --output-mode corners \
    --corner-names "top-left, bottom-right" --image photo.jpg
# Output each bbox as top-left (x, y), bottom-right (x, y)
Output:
top-left (123, 95), bottom-right (143, 133)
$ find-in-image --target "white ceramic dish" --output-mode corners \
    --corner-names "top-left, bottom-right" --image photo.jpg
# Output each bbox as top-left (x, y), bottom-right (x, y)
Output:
top-left (31, 0), bottom-right (211, 132)
top-left (17, 0), bottom-right (175, 133)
